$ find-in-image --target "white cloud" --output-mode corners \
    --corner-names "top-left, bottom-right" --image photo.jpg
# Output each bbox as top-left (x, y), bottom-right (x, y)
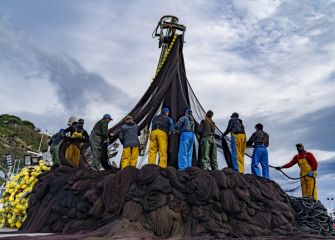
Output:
top-left (0, 19), bottom-right (132, 132)
top-left (0, 0), bottom-right (335, 199)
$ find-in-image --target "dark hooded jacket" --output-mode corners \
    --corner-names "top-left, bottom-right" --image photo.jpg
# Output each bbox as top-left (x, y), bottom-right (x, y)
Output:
top-left (119, 121), bottom-right (141, 148)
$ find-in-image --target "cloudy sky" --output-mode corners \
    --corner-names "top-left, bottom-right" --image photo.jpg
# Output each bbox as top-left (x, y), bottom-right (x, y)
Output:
top-left (0, 0), bottom-right (334, 204)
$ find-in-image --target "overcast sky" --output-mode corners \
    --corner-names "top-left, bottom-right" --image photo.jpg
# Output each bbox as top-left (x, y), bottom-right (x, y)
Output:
top-left (0, 0), bottom-right (334, 204)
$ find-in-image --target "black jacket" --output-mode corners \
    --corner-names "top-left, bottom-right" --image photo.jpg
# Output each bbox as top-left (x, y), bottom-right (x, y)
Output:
top-left (222, 117), bottom-right (245, 136)
top-left (246, 130), bottom-right (269, 147)
top-left (151, 113), bottom-right (172, 133)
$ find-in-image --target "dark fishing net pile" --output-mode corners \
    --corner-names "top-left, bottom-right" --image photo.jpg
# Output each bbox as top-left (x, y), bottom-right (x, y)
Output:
top-left (290, 197), bottom-right (335, 237)
top-left (5, 165), bottom-right (328, 239)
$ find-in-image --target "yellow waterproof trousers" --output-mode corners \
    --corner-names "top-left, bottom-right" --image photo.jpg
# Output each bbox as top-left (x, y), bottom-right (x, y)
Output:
top-left (65, 144), bottom-right (81, 168)
top-left (298, 158), bottom-right (318, 200)
top-left (148, 129), bottom-right (168, 168)
top-left (232, 133), bottom-right (246, 173)
top-left (121, 147), bottom-right (139, 169)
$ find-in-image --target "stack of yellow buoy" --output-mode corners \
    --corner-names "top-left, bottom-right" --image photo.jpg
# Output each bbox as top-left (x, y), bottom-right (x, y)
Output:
top-left (0, 160), bottom-right (50, 229)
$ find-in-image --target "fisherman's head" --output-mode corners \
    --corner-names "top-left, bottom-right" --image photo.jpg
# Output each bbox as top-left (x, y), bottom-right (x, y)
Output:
top-left (185, 108), bottom-right (192, 116)
top-left (206, 110), bottom-right (214, 118)
top-left (78, 119), bottom-right (84, 126)
top-left (162, 107), bottom-right (170, 116)
top-left (103, 114), bottom-right (113, 122)
top-left (67, 116), bottom-right (79, 127)
top-left (255, 123), bottom-right (263, 131)
top-left (296, 143), bottom-right (305, 153)
top-left (125, 115), bottom-right (133, 123)
top-left (231, 112), bottom-right (239, 118)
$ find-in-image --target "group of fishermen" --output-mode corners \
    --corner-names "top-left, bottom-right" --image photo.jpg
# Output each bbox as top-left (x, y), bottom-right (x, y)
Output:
top-left (117, 108), bottom-right (318, 200)
top-left (49, 108), bottom-right (318, 200)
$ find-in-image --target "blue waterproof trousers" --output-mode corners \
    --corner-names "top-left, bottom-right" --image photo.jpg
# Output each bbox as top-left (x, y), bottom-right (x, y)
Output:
top-left (178, 132), bottom-right (195, 170)
top-left (251, 144), bottom-right (269, 179)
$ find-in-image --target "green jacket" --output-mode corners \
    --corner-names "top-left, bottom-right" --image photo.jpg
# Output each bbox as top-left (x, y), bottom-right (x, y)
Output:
top-left (90, 119), bottom-right (109, 141)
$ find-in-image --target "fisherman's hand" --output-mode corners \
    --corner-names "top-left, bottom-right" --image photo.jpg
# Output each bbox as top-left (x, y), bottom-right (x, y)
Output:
top-left (274, 166), bottom-right (281, 170)
top-left (307, 171), bottom-right (314, 177)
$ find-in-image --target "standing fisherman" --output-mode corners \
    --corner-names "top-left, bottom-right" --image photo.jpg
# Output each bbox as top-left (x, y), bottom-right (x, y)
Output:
top-left (148, 108), bottom-right (174, 168)
top-left (174, 109), bottom-right (195, 170)
top-left (247, 123), bottom-right (269, 178)
top-left (89, 114), bottom-right (113, 170)
top-left (198, 110), bottom-right (217, 170)
top-left (222, 112), bottom-right (246, 173)
top-left (275, 144), bottom-right (318, 200)
top-left (119, 116), bottom-right (140, 169)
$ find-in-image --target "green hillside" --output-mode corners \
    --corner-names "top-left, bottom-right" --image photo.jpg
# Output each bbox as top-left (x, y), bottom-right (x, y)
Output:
top-left (0, 114), bottom-right (50, 168)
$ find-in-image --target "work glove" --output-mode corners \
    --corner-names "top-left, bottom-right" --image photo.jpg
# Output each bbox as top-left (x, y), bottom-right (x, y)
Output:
top-left (307, 171), bottom-right (314, 177)
top-left (274, 166), bottom-right (281, 170)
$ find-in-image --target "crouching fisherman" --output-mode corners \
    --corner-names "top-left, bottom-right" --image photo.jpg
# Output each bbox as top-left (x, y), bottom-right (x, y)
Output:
top-left (119, 115), bottom-right (140, 169)
top-left (275, 143), bottom-right (318, 200)
top-left (174, 109), bottom-right (195, 170)
top-left (148, 108), bottom-right (174, 168)
top-left (247, 123), bottom-right (270, 179)
top-left (198, 110), bottom-right (217, 170)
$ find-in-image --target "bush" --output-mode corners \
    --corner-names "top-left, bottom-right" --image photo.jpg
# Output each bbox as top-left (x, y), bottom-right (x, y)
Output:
top-left (22, 121), bottom-right (35, 129)
top-left (0, 114), bottom-right (22, 126)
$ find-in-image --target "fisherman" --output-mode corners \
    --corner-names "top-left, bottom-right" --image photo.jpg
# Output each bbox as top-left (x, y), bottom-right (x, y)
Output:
top-left (48, 129), bottom-right (65, 166)
top-left (198, 110), bottom-right (217, 170)
top-left (174, 108), bottom-right (195, 170)
top-left (75, 118), bottom-right (89, 142)
top-left (222, 112), bottom-right (246, 173)
top-left (275, 144), bottom-right (318, 200)
top-left (246, 123), bottom-right (270, 179)
top-left (148, 108), bottom-right (174, 168)
top-left (119, 115), bottom-right (140, 169)
top-left (89, 114), bottom-right (113, 170)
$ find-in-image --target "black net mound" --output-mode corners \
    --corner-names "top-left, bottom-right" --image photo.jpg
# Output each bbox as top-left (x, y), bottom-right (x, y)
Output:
top-left (6, 166), bottom-right (331, 239)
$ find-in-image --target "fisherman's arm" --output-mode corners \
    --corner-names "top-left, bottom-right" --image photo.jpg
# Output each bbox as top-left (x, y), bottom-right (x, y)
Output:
top-left (197, 120), bottom-right (205, 135)
top-left (306, 152), bottom-right (318, 171)
top-left (281, 156), bottom-right (298, 169)
top-left (119, 127), bottom-right (124, 144)
top-left (222, 119), bottom-right (233, 136)
top-left (174, 117), bottom-right (185, 131)
top-left (264, 133), bottom-right (269, 147)
top-left (169, 118), bottom-right (174, 134)
top-left (246, 133), bottom-right (256, 147)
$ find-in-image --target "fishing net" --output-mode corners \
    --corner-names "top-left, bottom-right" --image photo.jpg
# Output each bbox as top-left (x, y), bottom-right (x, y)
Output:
top-left (9, 166), bottom-right (333, 239)
top-left (102, 35), bottom-right (233, 170)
